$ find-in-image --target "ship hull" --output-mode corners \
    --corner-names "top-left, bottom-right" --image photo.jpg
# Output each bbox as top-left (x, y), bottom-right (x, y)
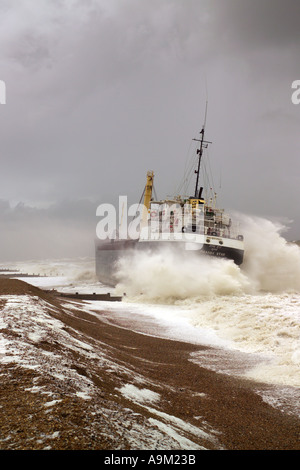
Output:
top-left (95, 236), bottom-right (244, 286)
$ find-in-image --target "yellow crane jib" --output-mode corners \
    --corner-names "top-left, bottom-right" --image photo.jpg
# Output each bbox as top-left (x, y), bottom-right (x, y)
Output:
top-left (141, 170), bottom-right (154, 226)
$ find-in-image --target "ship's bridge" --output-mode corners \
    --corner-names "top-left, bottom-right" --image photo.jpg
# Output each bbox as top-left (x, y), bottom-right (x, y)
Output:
top-left (139, 197), bottom-right (243, 241)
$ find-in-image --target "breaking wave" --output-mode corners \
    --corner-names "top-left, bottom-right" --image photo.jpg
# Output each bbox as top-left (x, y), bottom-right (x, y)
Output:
top-left (115, 215), bottom-right (300, 389)
top-left (241, 215), bottom-right (300, 293)
top-left (115, 215), bottom-right (300, 302)
top-left (116, 249), bottom-right (250, 301)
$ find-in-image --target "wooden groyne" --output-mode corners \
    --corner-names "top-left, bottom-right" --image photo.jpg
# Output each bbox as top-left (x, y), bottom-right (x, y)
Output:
top-left (46, 290), bottom-right (122, 302)
top-left (0, 273), bottom-right (46, 278)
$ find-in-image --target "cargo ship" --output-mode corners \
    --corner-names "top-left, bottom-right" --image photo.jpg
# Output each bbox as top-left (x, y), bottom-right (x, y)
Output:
top-left (95, 118), bottom-right (244, 286)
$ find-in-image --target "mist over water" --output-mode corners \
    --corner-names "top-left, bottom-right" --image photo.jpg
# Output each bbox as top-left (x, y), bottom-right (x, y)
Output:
top-left (12, 257), bottom-right (106, 294)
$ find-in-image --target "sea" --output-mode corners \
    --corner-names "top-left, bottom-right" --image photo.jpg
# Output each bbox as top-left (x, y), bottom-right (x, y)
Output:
top-left (1, 214), bottom-right (300, 418)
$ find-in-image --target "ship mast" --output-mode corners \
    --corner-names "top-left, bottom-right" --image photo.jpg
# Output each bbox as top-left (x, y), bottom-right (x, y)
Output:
top-left (192, 103), bottom-right (212, 200)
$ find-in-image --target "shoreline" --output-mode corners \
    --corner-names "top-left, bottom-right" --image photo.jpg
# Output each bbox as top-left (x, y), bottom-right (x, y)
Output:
top-left (0, 278), bottom-right (299, 450)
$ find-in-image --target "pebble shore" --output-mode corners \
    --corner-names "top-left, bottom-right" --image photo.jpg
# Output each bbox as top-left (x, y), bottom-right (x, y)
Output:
top-left (0, 279), bottom-right (299, 450)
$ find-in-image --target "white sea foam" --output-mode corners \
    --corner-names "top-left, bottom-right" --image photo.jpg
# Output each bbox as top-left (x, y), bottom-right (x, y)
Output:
top-left (112, 215), bottom-right (300, 388)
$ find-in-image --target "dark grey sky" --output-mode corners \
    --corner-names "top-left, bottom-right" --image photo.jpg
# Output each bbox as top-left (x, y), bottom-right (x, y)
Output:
top-left (0, 0), bottom-right (300, 261)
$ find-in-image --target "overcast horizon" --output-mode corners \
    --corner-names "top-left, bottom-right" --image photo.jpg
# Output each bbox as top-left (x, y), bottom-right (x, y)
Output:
top-left (0, 0), bottom-right (300, 262)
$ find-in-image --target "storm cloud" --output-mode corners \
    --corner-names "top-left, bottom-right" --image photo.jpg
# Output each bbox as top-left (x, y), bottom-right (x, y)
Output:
top-left (0, 0), bottom-right (299, 261)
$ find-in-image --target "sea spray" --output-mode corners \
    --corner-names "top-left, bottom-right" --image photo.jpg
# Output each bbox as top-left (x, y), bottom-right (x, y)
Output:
top-left (115, 248), bottom-right (250, 302)
top-left (115, 215), bottom-right (300, 301)
top-left (241, 215), bottom-right (300, 293)
top-left (114, 216), bottom-right (300, 388)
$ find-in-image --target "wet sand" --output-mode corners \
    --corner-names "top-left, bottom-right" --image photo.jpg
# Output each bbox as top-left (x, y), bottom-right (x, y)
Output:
top-left (0, 279), bottom-right (299, 450)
